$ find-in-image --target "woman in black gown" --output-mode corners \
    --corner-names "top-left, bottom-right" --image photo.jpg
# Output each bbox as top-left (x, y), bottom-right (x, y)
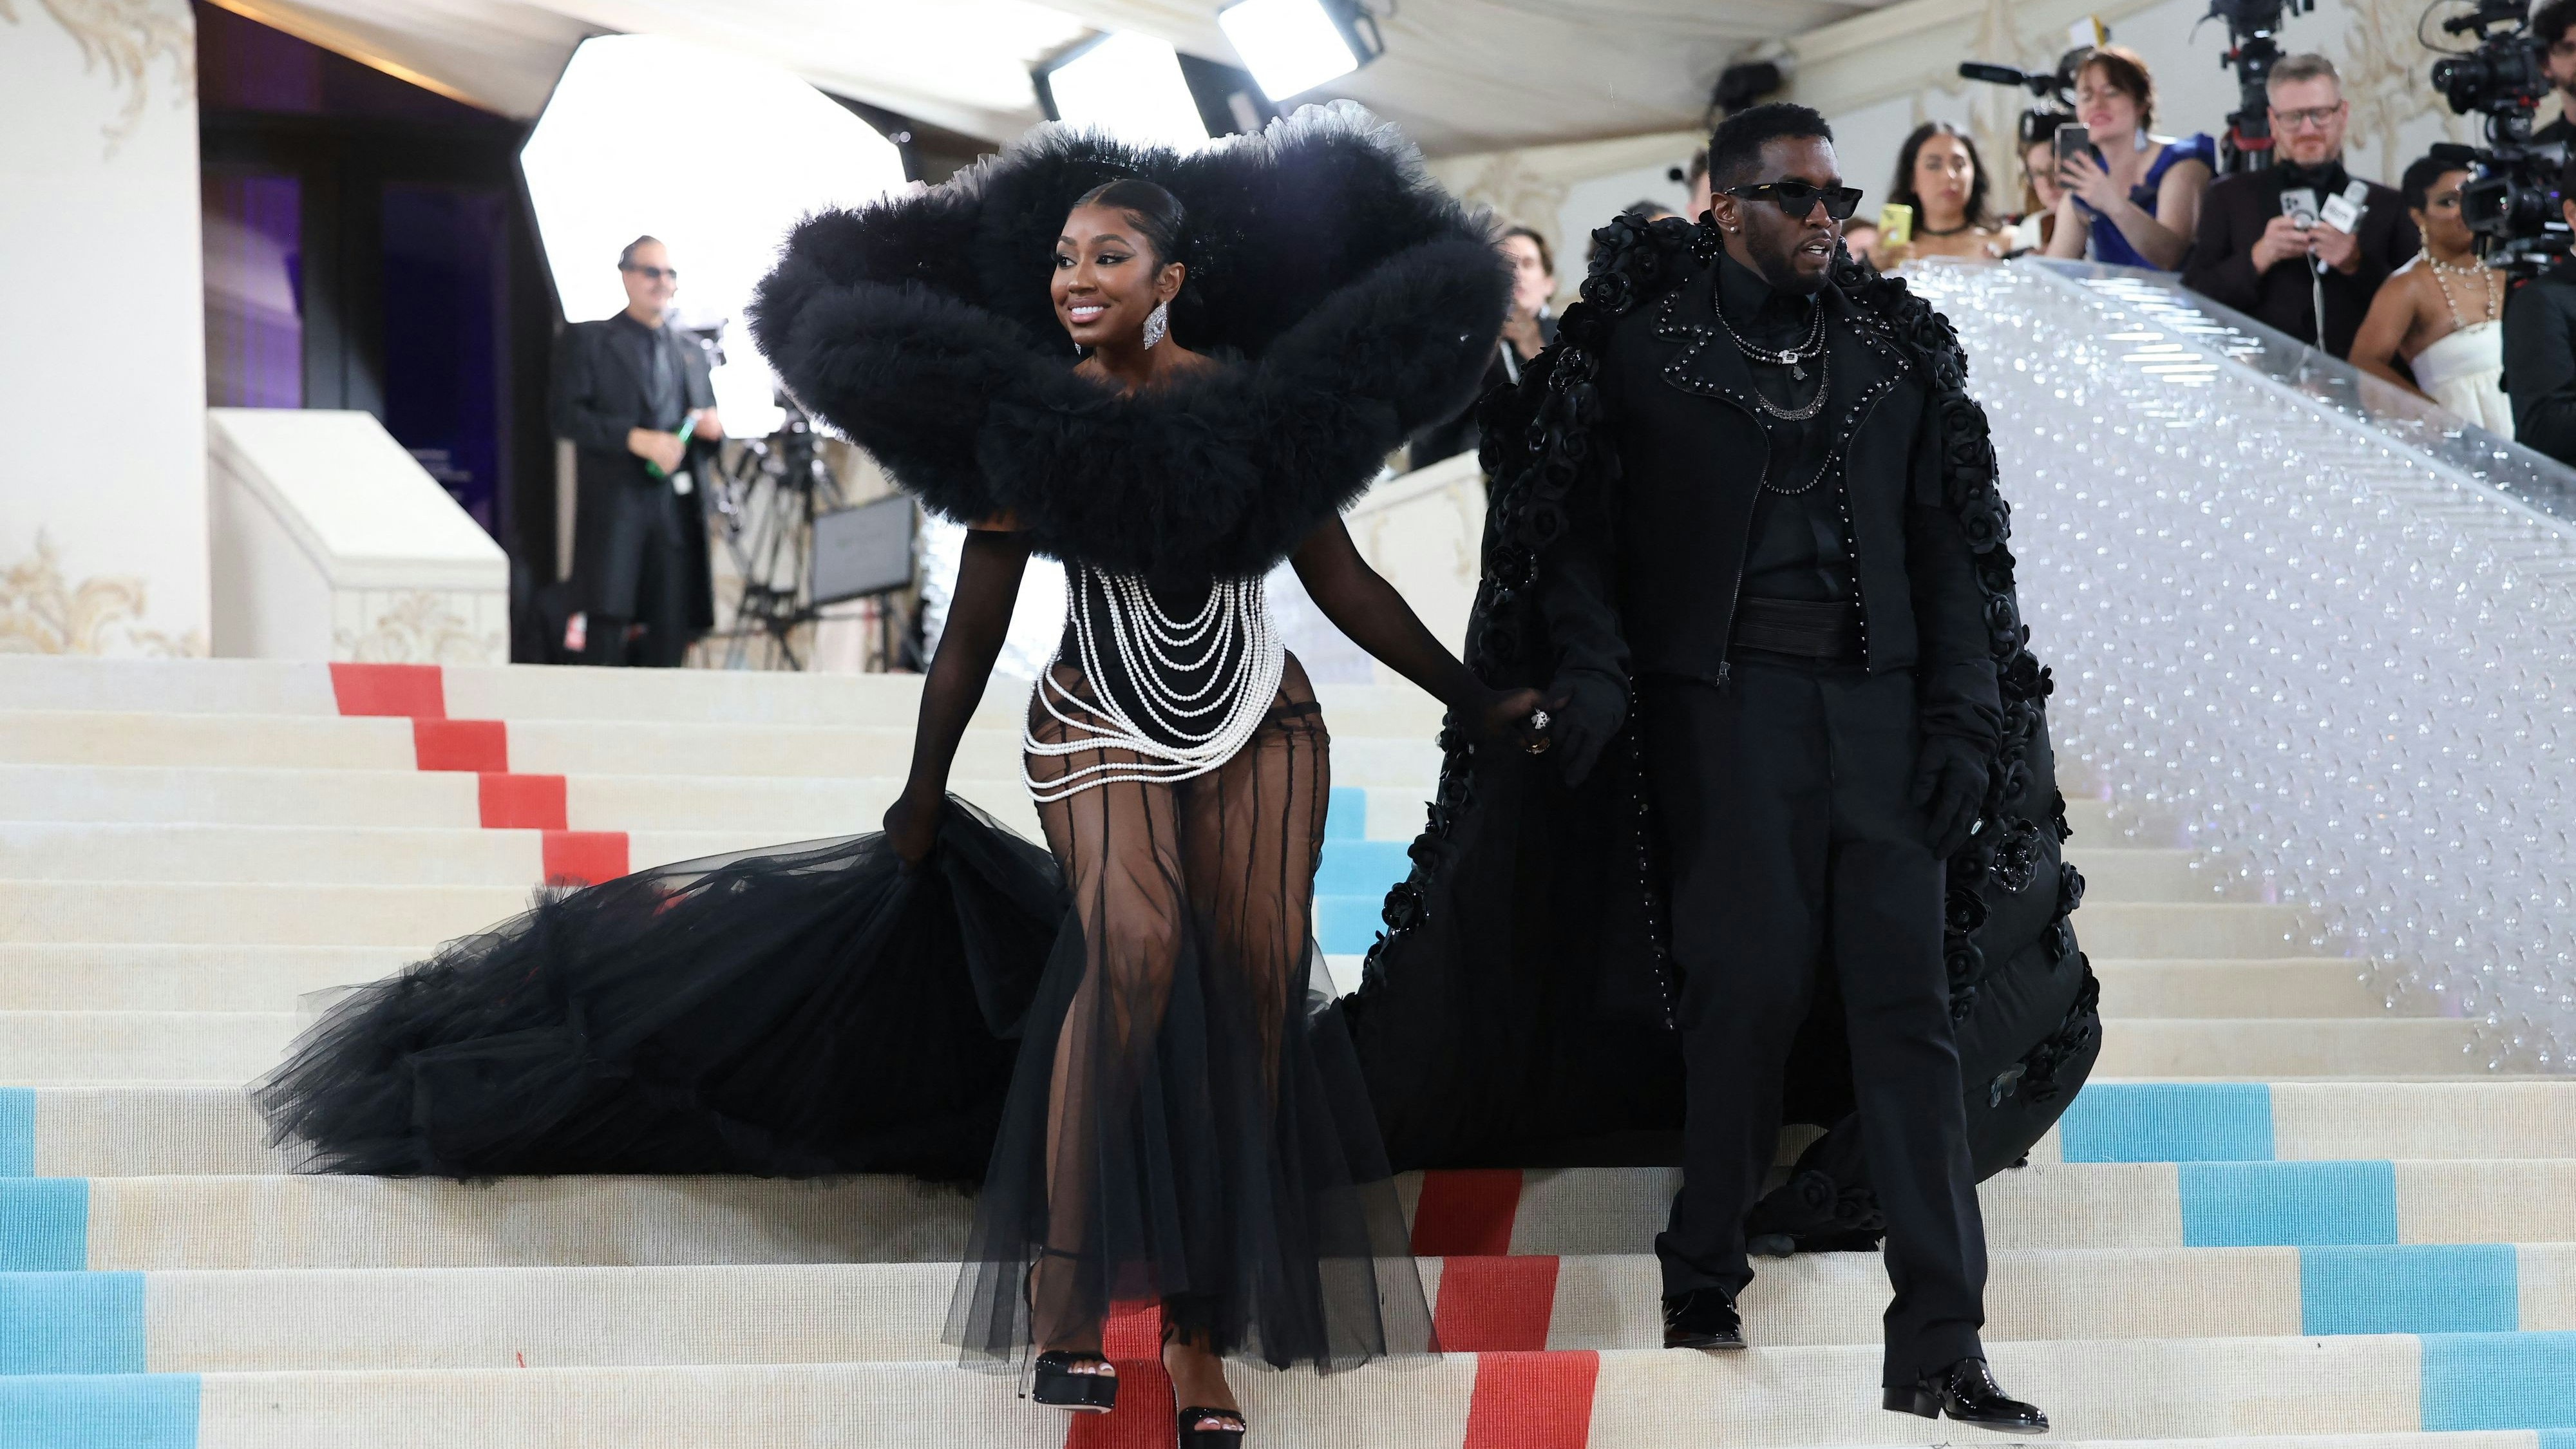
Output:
top-left (258, 106), bottom-right (1530, 1444)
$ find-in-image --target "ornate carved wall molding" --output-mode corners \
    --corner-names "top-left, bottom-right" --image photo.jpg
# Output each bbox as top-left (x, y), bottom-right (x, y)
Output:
top-left (1, 531), bottom-right (206, 657)
top-left (1, 0), bottom-right (194, 155)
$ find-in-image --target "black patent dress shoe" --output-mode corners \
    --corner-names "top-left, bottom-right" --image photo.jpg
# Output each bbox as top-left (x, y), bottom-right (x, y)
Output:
top-left (1660, 1287), bottom-right (1745, 1350)
top-left (1882, 1357), bottom-right (2047, 1434)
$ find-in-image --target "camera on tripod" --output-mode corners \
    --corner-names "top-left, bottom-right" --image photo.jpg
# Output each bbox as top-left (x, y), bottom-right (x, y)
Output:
top-left (2427, 0), bottom-right (2570, 272)
top-left (1957, 51), bottom-right (2083, 157)
top-left (2196, 0), bottom-right (2315, 172)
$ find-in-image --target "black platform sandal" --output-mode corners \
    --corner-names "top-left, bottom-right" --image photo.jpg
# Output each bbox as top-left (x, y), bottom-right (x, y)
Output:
top-left (1177, 1406), bottom-right (1247, 1448)
top-left (1025, 1249), bottom-right (1117, 1413)
top-left (1030, 1350), bottom-right (1119, 1413)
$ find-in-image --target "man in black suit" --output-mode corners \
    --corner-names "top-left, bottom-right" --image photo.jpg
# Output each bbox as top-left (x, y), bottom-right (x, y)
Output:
top-left (1537, 103), bottom-right (2044, 1431)
top-left (2504, 154), bottom-right (2576, 464)
top-left (551, 236), bottom-right (722, 667)
top-left (2182, 54), bottom-right (2419, 359)
top-left (2528, 0), bottom-right (2576, 160)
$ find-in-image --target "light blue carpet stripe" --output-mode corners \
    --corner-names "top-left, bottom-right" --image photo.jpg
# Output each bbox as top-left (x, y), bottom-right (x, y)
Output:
top-left (2177, 1160), bottom-right (2398, 1247)
top-left (0, 1273), bottom-right (147, 1375)
top-left (2540, 1430), bottom-right (2576, 1449)
top-left (2420, 1331), bottom-right (2576, 1430)
top-left (1315, 840), bottom-right (1410, 896)
top-left (0, 1090), bottom-right (30, 1177)
top-left (1325, 787), bottom-right (1367, 840)
top-left (1316, 895), bottom-right (1381, 956)
top-left (2055, 1082), bottom-right (2273, 1162)
top-left (0, 1374), bottom-right (196, 1448)
top-left (2301, 1245), bottom-right (2516, 1336)
top-left (0, 1180), bottom-right (88, 1272)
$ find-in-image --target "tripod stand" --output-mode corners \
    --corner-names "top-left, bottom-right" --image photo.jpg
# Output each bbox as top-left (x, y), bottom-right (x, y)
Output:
top-left (708, 402), bottom-right (842, 670)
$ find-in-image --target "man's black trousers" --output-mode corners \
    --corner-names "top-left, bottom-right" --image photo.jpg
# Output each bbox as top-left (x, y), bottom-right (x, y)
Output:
top-left (1640, 658), bottom-right (1988, 1385)
top-left (580, 478), bottom-right (694, 668)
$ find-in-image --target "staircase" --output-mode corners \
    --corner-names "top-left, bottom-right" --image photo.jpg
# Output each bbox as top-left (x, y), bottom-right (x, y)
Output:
top-left (3, 652), bottom-right (2565, 1447)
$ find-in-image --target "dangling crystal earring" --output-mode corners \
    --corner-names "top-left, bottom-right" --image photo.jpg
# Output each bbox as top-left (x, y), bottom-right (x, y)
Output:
top-left (1141, 301), bottom-right (1169, 350)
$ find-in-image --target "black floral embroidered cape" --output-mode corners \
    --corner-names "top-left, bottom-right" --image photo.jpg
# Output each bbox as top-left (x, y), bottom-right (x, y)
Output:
top-left (1332, 217), bottom-right (2101, 1247)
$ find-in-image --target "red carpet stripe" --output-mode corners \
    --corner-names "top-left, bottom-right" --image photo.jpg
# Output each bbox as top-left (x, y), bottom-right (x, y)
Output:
top-left (1065, 1302), bottom-right (1173, 1449)
top-left (328, 662), bottom-right (445, 719)
top-left (1434, 1255), bottom-right (1560, 1351)
top-left (327, 663), bottom-right (630, 884)
top-left (1463, 1350), bottom-right (1598, 1449)
top-left (1412, 1169), bottom-right (1524, 1256)
top-left (412, 718), bottom-right (508, 773)
top-left (542, 831), bottom-right (629, 887)
top-left (477, 773), bottom-right (567, 830)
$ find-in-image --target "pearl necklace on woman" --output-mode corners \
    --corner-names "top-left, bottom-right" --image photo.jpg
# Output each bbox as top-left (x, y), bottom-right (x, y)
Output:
top-left (2425, 251), bottom-right (2501, 329)
top-left (1022, 564), bottom-right (1286, 802)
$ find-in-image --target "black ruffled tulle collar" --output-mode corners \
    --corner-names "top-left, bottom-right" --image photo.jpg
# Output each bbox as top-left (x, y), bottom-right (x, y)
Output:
top-left (747, 102), bottom-right (1510, 586)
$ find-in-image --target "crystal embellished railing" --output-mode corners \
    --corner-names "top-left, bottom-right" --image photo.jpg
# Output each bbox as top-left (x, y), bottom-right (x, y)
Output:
top-left (1909, 258), bottom-right (2576, 1071)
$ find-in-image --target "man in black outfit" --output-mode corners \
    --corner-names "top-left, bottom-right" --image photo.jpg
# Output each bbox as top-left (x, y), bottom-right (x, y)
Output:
top-left (2182, 54), bottom-right (2418, 359)
top-left (1537, 104), bottom-right (2044, 1430)
top-left (2503, 156), bottom-right (2576, 462)
top-left (551, 235), bottom-right (723, 667)
top-left (2528, 0), bottom-right (2576, 160)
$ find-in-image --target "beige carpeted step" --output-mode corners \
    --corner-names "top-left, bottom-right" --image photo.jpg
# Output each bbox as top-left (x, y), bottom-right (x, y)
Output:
top-left (2095, 1018), bottom-right (2482, 1078)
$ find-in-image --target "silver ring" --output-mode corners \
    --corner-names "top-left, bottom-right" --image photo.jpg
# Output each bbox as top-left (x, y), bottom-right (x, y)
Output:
top-left (1528, 708), bottom-right (1552, 732)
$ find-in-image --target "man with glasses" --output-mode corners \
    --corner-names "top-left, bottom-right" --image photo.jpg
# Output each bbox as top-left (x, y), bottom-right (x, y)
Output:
top-left (550, 236), bottom-right (723, 667)
top-left (2182, 53), bottom-right (2418, 358)
top-left (1530, 102), bottom-right (2044, 1430)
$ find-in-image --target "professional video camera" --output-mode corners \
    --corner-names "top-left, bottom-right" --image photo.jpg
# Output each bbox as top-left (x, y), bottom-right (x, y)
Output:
top-left (1957, 51), bottom-right (2081, 158)
top-left (2426, 0), bottom-right (2570, 273)
top-left (2192, 0), bottom-right (2316, 172)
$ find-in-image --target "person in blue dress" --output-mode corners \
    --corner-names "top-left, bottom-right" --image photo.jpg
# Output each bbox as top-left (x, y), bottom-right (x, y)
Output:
top-left (2043, 45), bottom-right (2215, 270)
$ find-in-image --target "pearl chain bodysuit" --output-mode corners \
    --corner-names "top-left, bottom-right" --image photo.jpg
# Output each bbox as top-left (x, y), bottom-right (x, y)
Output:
top-left (1021, 564), bottom-right (1287, 802)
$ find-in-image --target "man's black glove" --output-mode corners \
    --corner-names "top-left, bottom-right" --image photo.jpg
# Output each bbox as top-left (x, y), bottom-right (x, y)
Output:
top-left (1542, 670), bottom-right (1628, 787)
top-left (1910, 734), bottom-right (1992, 859)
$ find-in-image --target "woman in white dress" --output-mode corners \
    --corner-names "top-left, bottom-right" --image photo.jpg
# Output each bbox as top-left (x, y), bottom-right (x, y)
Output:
top-left (2351, 155), bottom-right (2512, 434)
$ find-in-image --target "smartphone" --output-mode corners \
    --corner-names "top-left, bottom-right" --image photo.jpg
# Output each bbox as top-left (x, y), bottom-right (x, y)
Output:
top-left (2053, 126), bottom-right (2098, 173)
top-left (1877, 202), bottom-right (1915, 249)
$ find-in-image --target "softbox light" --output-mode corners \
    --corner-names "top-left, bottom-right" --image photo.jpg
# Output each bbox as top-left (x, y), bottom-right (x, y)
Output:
top-left (1218, 0), bottom-right (1382, 100)
top-left (1036, 32), bottom-right (1213, 149)
top-left (521, 34), bottom-right (909, 434)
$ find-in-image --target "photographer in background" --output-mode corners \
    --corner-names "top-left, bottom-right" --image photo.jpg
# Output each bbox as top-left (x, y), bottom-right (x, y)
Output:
top-left (552, 236), bottom-right (723, 667)
top-left (2529, 0), bottom-right (2576, 158)
top-left (1412, 223), bottom-right (1557, 469)
top-left (2501, 154), bottom-right (2576, 462)
top-left (2043, 45), bottom-right (2214, 269)
top-left (2183, 55), bottom-right (2418, 359)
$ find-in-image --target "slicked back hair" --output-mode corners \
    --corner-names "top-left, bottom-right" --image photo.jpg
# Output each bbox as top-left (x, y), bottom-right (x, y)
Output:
top-left (618, 235), bottom-right (663, 269)
top-left (1072, 178), bottom-right (1188, 269)
top-left (2400, 153), bottom-right (2464, 213)
top-left (1707, 103), bottom-right (1835, 191)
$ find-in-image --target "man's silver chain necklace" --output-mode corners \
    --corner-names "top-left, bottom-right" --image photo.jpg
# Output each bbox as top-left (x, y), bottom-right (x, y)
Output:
top-left (1714, 288), bottom-right (1831, 420)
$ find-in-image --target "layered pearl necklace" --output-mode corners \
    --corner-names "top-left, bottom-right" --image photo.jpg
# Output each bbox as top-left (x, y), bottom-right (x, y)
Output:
top-left (1023, 565), bottom-right (1285, 802)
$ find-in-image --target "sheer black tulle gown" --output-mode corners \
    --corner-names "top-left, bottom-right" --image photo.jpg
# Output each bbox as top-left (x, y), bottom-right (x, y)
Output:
top-left (255, 631), bottom-right (1430, 1374)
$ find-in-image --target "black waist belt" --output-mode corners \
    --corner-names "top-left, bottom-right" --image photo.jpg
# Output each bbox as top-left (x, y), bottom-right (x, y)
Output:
top-left (1730, 596), bottom-right (1864, 662)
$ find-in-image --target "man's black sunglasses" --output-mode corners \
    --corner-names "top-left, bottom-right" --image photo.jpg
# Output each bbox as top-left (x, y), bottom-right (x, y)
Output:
top-left (621, 263), bottom-right (679, 281)
top-left (1725, 181), bottom-right (1866, 222)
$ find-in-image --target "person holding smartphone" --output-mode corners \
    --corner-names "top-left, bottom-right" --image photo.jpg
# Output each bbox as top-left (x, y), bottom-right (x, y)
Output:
top-left (1874, 122), bottom-right (2009, 266)
top-left (2042, 46), bottom-right (2214, 270)
top-left (2182, 55), bottom-right (2417, 359)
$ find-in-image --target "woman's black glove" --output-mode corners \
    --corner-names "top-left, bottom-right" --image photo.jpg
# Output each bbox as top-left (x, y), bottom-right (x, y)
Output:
top-left (1542, 670), bottom-right (1629, 788)
top-left (1911, 734), bottom-right (1993, 858)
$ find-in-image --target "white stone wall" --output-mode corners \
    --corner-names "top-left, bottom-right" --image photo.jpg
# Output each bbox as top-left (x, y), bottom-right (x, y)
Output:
top-left (0, 0), bottom-right (209, 656)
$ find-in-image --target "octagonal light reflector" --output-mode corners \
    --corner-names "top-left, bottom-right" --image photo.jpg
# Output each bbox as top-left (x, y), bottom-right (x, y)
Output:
top-left (520, 34), bottom-right (909, 428)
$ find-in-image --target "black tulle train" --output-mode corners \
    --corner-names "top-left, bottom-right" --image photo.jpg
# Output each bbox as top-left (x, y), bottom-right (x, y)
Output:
top-left (254, 801), bottom-right (1059, 1184)
top-left (255, 668), bottom-right (1432, 1372)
